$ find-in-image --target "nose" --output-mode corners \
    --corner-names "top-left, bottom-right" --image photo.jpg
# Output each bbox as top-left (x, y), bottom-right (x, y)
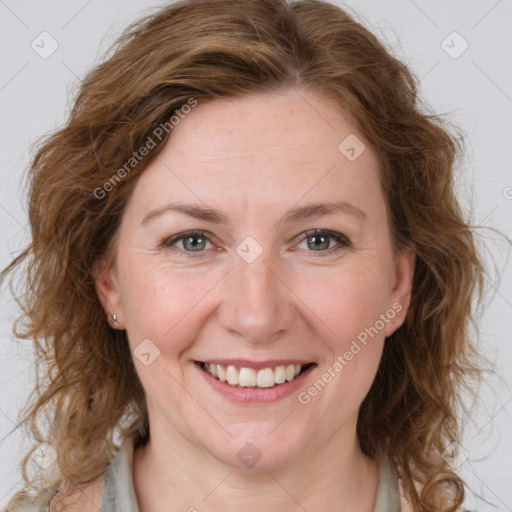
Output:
top-left (217, 244), bottom-right (297, 345)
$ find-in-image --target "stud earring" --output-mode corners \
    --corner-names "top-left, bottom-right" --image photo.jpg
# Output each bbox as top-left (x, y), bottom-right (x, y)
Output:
top-left (112, 314), bottom-right (117, 323)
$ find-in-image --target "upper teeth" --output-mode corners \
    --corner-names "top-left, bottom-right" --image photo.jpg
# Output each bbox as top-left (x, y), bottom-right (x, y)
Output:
top-left (204, 363), bottom-right (302, 388)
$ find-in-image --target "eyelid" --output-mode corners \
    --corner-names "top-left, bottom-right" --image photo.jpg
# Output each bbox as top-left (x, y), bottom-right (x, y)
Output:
top-left (296, 229), bottom-right (352, 249)
top-left (159, 230), bottom-right (214, 253)
top-left (159, 229), bottom-right (352, 256)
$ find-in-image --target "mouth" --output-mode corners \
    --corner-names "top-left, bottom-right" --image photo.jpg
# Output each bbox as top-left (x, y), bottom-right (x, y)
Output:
top-left (196, 360), bottom-right (316, 389)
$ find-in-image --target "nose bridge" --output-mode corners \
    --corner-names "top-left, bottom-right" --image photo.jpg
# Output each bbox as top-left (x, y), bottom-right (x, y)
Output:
top-left (219, 240), bottom-right (294, 343)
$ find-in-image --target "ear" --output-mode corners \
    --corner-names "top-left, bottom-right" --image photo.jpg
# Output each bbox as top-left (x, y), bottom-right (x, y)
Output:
top-left (92, 257), bottom-right (125, 329)
top-left (383, 246), bottom-right (415, 337)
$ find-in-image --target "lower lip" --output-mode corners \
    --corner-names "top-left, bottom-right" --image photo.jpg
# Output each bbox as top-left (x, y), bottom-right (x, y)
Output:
top-left (196, 362), bottom-right (316, 404)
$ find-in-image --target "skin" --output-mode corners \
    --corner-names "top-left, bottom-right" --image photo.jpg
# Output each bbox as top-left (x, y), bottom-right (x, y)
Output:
top-left (95, 88), bottom-right (415, 512)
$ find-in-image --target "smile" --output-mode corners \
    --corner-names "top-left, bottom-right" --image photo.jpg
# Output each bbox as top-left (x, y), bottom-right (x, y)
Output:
top-left (198, 361), bottom-right (315, 388)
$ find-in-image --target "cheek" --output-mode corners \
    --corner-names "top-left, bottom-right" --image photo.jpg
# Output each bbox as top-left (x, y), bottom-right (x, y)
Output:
top-left (117, 261), bottom-right (210, 406)
top-left (118, 257), bottom-right (220, 355)
top-left (297, 265), bottom-right (391, 413)
top-left (293, 258), bottom-right (393, 407)
top-left (295, 259), bottom-right (392, 350)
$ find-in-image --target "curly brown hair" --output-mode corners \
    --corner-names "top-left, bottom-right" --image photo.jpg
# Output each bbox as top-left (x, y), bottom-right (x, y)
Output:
top-left (2, 0), bottom-right (490, 510)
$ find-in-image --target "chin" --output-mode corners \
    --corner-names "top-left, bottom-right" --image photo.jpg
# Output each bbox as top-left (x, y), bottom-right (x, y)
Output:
top-left (203, 426), bottom-right (306, 470)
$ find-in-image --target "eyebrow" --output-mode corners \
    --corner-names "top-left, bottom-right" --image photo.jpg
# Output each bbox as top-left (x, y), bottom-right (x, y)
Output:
top-left (141, 200), bottom-right (367, 226)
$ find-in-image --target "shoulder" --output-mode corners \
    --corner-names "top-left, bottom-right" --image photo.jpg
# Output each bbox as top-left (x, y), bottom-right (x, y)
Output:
top-left (3, 440), bottom-right (133, 512)
top-left (398, 478), bottom-right (415, 512)
top-left (49, 474), bottom-right (105, 512)
top-left (2, 489), bottom-right (56, 512)
top-left (50, 438), bottom-right (133, 511)
top-left (4, 474), bottom-right (105, 512)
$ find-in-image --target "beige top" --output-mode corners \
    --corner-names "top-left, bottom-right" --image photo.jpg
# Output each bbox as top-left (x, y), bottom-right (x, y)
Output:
top-left (5, 439), bottom-right (412, 511)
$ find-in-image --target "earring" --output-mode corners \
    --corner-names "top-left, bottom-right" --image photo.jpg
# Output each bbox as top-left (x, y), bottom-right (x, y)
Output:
top-left (112, 314), bottom-right (117, 323)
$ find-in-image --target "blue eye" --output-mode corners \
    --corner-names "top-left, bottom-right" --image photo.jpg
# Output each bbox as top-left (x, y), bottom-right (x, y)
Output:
top-left (296, 229), bottom-right (352, 254)
top-left (160, 229), bottom-right (351, 258)
top-left (161, 230), bottom-right (212, 255)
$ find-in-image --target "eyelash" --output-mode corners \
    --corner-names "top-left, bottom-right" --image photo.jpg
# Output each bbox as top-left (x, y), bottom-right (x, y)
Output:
top-left (159, 229), bottom-right (352, 258)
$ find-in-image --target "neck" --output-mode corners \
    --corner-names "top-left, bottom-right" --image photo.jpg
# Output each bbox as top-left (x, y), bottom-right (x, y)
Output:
top-left (132, 420), bottom-right (380, 512)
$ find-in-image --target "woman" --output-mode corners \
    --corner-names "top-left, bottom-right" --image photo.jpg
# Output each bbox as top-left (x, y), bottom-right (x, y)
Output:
top-left (2, 0), bottom-right (487, 510)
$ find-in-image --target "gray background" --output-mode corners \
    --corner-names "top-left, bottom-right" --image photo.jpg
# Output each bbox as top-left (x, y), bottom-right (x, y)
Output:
top-left (1, 0), bottom-right (511, 509)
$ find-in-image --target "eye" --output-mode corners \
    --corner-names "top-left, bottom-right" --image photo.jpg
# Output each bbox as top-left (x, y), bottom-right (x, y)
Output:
top-left (295, 229), bottom-right (352, 256)
top-left (160, 230), bottom-right (214, 257)
top-left (159, 229), bottom-right (352, 258)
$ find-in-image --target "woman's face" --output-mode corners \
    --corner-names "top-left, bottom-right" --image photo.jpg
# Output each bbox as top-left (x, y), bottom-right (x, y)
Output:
top-left (96, 89), bottom-right (414, 469)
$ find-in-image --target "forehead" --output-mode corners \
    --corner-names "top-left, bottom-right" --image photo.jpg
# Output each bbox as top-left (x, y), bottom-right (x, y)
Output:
top-left (126, 89), bottom-right (384, 224)
top-left (165, 89), bottom-right (373, 165)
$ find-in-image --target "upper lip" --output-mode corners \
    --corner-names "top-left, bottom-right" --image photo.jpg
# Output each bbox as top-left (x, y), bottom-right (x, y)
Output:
top-left (197, 359), bottom-right (315, 370)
